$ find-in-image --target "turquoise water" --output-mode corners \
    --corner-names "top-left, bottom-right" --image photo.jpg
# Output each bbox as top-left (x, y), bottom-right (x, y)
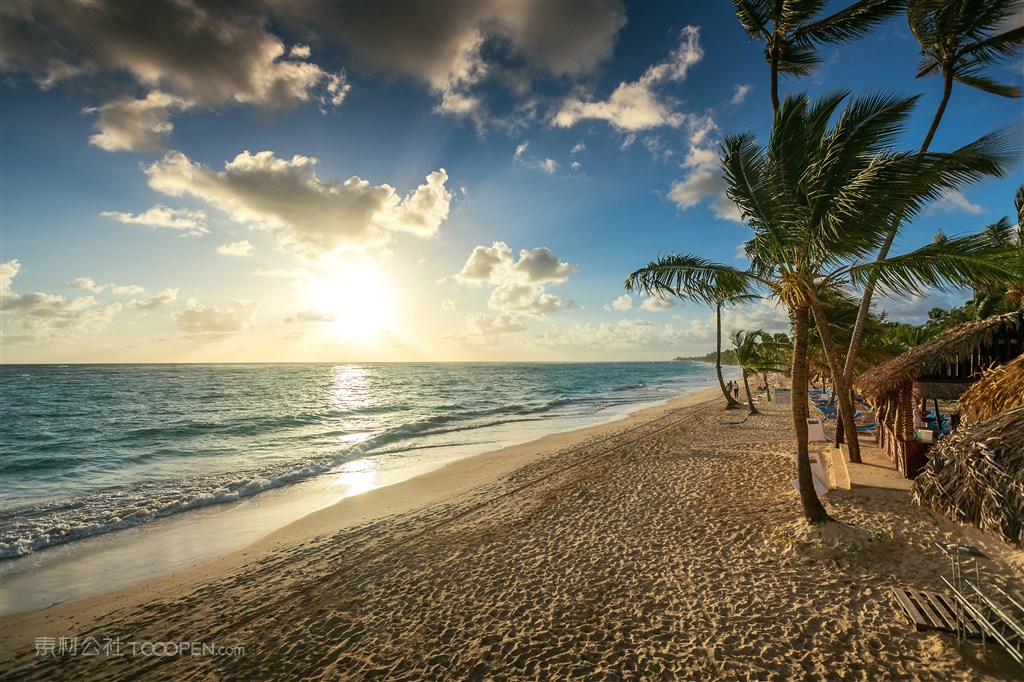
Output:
top-left (0, 362), bottom-right (721, 558)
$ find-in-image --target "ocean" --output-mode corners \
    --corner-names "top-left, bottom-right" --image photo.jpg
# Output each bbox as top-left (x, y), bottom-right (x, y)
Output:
top-left (0, 362), bottom-right (727, 562)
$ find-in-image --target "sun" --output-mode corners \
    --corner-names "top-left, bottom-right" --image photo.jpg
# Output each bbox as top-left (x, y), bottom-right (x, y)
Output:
top-left (307, 266), bottom-right (394, 341)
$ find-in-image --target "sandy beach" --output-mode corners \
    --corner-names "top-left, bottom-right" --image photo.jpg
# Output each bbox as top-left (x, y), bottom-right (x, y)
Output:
top-left (2, 389), bottom-right (1022, 680)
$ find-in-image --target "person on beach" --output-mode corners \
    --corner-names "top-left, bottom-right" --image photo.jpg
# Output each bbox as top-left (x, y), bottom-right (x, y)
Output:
top-left (733, 383), bottom-right (740, 399)
top-left (726, 380), bottom-right (733, 396)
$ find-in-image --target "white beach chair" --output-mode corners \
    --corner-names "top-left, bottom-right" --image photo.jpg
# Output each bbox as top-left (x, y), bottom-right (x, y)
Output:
top-left (791, 449), bottom-right (830, 496)
top-left (806, 418), bottom-right (827, 442)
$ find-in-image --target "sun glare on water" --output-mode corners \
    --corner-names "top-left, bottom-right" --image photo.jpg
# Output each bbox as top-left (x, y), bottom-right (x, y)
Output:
top-left (308, 266), bottom-right (395, 341)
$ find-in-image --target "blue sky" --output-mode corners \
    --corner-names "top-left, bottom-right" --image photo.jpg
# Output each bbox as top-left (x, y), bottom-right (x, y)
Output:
top-left (1, 1), bottom-right (1021, 362)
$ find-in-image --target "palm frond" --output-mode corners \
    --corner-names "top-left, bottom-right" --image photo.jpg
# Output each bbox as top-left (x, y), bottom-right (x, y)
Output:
top-left (952, 72), bottom-right (1022, 98)
top-left (734, 0), bottom-right (772, 38)
top-left (625, 254), bottom-right (761, 306)
top-left (850, 232), bottom-right (1024, 297)
top-left (909, 0), bottom-right (1024, 97)
top-left (959, 25), bottom-right (1024, 66)
top-left (798, 0), bottom-right (906, 45)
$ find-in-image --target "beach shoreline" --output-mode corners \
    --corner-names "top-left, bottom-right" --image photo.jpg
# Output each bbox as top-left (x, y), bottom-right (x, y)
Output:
top-left (0, 389), bottom-right (721, 654)
top-left (3, 388), bottom-right (1022, 680)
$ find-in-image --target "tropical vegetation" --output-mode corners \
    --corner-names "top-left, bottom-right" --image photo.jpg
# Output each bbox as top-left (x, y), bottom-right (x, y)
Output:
top-left (626, 0), bottom-right (1024, 523)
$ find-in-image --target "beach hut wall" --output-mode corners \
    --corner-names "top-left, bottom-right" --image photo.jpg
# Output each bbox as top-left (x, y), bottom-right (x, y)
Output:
top-left (912, 406), bottom-right (1024, 546)
top-left (958, 354), bottom-right (1024, 425)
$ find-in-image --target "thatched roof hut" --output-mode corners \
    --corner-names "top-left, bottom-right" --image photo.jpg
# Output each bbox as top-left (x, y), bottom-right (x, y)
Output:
top-left (856, 311), bottom-right (1023, 478)
top-left (958, 354), bottom-right (1024, 425)
top-left (913, 406), bottom-right (1024, 546)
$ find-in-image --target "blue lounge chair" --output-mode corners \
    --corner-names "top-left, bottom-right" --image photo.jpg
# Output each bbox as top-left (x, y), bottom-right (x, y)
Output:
top-left (855, 422), bottom-right (876, 432)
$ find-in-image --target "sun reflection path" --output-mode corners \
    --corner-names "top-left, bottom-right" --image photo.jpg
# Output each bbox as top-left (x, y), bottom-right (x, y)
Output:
top-left (331, 458), bottom-right (380, 497)
top-left (327, 366), bottom-right (384, 496)
top-left (329, 365), bottom-right (376, 413)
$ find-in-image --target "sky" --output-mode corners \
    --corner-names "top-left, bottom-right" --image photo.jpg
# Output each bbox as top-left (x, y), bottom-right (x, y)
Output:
top-left (1, 1), bottom-right (1021, 363)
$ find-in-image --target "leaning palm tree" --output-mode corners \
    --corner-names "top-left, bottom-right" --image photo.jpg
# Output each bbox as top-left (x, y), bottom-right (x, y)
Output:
top-left (910, 0), bottom-right (1024, 151)
top-left (734, 0), bottom-right (906, 111)
top-left (628, 91), bottom-right (1021, 523)
top-left (841, 0), bottom-right (1023, 419)
top-left (631, 266), bottom-right (757, 409)
top-left (731, 329), bottom-right (787, 414)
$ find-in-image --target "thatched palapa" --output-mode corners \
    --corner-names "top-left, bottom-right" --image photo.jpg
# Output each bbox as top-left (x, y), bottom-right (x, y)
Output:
top-left (913, 406), bottom-right (1024, 546)
top-left (958, 354), bottom-right (1024, 425)
top-left (856, 311), bottom-right (1023, 478)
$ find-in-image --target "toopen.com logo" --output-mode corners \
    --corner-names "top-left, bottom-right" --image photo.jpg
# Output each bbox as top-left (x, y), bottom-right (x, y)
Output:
top-left (35, 636), bottom-right (245, 658)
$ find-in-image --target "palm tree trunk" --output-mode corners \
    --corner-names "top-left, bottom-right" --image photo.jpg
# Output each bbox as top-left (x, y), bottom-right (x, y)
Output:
top-left (770, 45), bottom-right (780, 113)
top-left (920, 68), bottom-right (955, 155)
top-left (742, 369), bottom-right (759, 414)
top-left (792, 306), bottom-right (833, 524)
top-left (810, 302), bottom-right (862, 463)
top-left (843, 67), bottom-right (954, 418)
top-left (716, 302), bottom-right (742, 409)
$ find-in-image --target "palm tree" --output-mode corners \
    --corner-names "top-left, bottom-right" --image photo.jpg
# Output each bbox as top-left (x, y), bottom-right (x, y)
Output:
top-left (841, 0), bottom-right (1023, 418)
top-left (731, 329), bottom-right (789, 414)
top-left (733, 0), bottom-right (906, 111)
top-left (910, 0), bottom-right (1024, 151)
top-left (628, 92), bottom-right (1021, 522)
top-left (628, 262), bottom-right (756, 409)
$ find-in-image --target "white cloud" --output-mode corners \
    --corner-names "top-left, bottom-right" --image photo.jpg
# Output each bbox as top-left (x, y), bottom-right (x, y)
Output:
top-left (67, 277), bottom-right (144, 294)
top-left (729, 84), bottom-right (751, 105)
top-left (101, 204), bottom-right (209, 237)
top-left (554, 26), bottom-right (702, 131)
top-left (454, 242), bottom-right (575, 285)
top-left (129, 288), bottom-right (179, 310)
top-left (666, 118), bottom-right (743, 223)
top-left (216, 240), bottom-right (255, 257)
top-left (538, 318), bottom-right (700, 353)
top-left (85, 91), bottom-right (193, 153)
top-left (174, 298), bottom-right (258, 333)
top-left (876, 291), bottom-right (960, 325)
top-left (4, 2), bottom-right (348, 151)
top-left (284, 309), bottom-right (337, 323)
top-left (513, 141), bottom-right (558, 174)
top-left (712, 194), bottom-right (744, 223)
top-left (441, 299), bottom-right (457, 311)
top-left (928, 189), bottom-right (985, 215)
top-left (466, 312), bottom-right (527, 336)
top-left (488, 283), bottom-right (563, 317)
top-left (606, 294), bottom-right (633, 311)
top-left (720, 299), bottom-right (789, 336)
top-left (290, 44), bottom-right (312, 59)
top-left (571, 161), bottom-right (582, 171)
top-left (570, 142), bottom-right (586, 155)
top-left (453, 241), bottom-right (576, 317)
top-left (280, 1), bottom-right (626, 127)
top-left (110, 284), bottom-right (146, 295)
top-left (145, 151), bottom-right (452, 255)
top-left (67, 277), bottom-right (104, 293)
top-left (1, 259), bottom-right (121, 340)
top-left (641, 295), bottom-right (677, 312)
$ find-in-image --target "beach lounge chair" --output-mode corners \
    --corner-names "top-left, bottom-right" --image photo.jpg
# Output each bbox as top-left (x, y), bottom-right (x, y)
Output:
top-left (806, 418), bottom-right (827, 441)
top-left (816, 405), bottom-right (838, 419)
top-left (791, 450), bottom-right (830, 496)
top-left (855, 422), bottom-right (876, 432)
